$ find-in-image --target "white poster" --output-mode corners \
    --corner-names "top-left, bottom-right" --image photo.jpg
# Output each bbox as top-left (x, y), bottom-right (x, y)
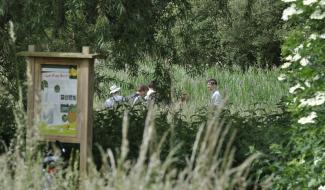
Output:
top-left (40, 65), bottom-right (78, 136)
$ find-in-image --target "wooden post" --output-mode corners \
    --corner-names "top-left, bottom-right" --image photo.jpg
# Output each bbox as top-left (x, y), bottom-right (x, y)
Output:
top-left (28, 45), bottom-right (35, 52)
top-left (79, 46), bottom-right (93, 180)
top-left (82, 46), bottom-right (90, 54)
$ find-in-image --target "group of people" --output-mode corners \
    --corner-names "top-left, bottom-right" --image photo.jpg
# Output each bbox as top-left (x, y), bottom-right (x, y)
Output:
top-left (104, 81), bottom-right (157, 109)
top-left (104, 78), bottom-right (222, 109)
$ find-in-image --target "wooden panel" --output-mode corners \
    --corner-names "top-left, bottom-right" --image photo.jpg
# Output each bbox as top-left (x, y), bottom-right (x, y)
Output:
top-left (40, 135), bottom-right (79, 143)
top-left (16, 51), bottom-right (99, 59)
top-left (87, 59), bottom-right (94, 160)
top-left (37, 57), bottom-right (79, 65)
top-left (79, 59), bottom-right (94, 178)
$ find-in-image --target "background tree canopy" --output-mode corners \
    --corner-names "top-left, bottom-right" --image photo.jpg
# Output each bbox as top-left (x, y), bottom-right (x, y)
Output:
top-left (0, 0), bottom-right (287, 104)
top-left (1, 0), bottom-right (285, 71)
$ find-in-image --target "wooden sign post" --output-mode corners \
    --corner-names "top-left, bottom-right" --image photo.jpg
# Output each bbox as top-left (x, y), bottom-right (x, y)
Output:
top-left (17, 45), bottom-right (97, 179)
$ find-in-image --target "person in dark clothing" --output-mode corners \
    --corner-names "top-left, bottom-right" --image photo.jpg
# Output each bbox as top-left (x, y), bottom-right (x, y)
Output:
top-left (130, 85), bottom-right (149, 106)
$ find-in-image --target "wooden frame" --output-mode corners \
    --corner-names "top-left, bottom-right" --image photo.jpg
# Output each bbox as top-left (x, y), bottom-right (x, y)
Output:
top-left (17, 45), bottom-right (97, 178)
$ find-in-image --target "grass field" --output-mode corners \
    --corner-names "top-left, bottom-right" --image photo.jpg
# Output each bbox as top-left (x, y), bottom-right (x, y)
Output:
top-left (94, 60), bottom-right (289, 115)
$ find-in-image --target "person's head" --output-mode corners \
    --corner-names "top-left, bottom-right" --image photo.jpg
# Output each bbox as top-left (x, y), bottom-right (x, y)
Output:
top-left (148, 80), bottom-right (156, 90)
top-left (110, 84), bottom-right (121, 95)
top-left (207, 79), bottom-right (217, 91)
top-left (138, 85), bottom-right (149, 97)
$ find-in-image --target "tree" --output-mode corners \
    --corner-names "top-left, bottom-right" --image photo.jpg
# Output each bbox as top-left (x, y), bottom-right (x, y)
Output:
top-left (171, 0), bottom-right (285, 70)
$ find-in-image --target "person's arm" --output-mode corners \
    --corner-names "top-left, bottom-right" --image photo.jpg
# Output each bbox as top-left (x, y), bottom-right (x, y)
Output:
top-left (132, 96), bottom-right (140, 105)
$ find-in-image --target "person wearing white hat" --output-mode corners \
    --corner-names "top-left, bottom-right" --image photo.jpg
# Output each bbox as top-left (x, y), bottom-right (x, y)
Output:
top-left (104, 85), bottom-right (124, 109)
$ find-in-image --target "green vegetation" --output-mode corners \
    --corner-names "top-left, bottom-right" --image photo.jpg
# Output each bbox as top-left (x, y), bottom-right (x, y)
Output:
top-left (1, 107), bottom-right (270, 189)
top-left (0, 0), bottom-right (324, 189)
top-left (95, 61), bottom-right (288, 114)
top-left (265, 1), bottom-right (325, 189)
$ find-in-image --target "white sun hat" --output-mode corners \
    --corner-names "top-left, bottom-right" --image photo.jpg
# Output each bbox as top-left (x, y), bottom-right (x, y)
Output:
top-left (110, 84), bottom-right (121, 94)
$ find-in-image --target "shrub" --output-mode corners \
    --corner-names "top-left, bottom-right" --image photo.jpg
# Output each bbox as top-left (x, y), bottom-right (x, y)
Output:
top-left (0, 104), bottom-right (265, 190)
top-left (93, 101), bottom-right (291, 177)
top-left (268, 0), bottom-right (325, 189)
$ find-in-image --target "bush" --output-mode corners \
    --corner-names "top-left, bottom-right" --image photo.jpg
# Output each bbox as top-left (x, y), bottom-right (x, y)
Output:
top-left (93, 101), bottom-right (292, 174)
top-left (267, 0), bottom-right (325, 189)
top-left (0, 104), bottom-right (264, 190)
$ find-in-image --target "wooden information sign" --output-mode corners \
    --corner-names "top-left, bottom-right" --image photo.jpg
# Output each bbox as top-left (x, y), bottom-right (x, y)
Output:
top-left (17, 45), bottom-right (97, 178)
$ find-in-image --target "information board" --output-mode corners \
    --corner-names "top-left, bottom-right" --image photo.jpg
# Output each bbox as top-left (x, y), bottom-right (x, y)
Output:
top-left (40, 65), bottom-right (78, 136)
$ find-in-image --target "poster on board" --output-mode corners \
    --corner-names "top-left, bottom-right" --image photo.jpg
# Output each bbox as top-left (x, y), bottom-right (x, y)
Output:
top-left (40, 65), bottom-right (78, 136)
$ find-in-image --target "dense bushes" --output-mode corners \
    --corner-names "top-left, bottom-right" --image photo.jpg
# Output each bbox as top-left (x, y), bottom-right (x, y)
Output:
top-left (92, 102), bottom-right (291, 171)
top-left (93, 105), bottom-right (148, 166)
top-left (0, 106), bottom-right (264, 190)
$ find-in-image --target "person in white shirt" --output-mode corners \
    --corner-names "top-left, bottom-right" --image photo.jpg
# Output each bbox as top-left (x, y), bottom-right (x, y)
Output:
top-left (207, 79), bottom-right (222, 107)
top-left (105, 85), bottom-right (124, 109)
top-left (145, 80), bottom-right (157, 101)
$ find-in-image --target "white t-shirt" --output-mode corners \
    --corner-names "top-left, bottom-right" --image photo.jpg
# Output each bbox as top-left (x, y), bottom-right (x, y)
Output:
top-left (211, 90), bottom-right (222, 106)
top-left (105, 95), bottom-right (124, 109)
top-left (145, 89), bottom-right (155, 100)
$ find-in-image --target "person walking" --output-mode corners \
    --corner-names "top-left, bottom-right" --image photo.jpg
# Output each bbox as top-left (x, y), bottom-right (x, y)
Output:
top-left (207, 79), bottom-right (222, 107)
top-left (145, 80), bottom-right (157, 101)
top-left (129, 85), bottom-right (149, 106)
top-left (105, 85), bottom-right (124, 109)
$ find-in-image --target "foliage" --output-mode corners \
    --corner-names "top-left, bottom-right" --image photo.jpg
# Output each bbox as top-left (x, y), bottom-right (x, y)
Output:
top-left (95, 61), bottom-right (289, 115)
top-left (92, 101), bottom-right (291, 175)
top-left (0, 7), bottom-right (26, 153)
top-left (2, 0), bottom-right (287, 71)
top-left (266, 0), bottom-right (325, 189)
top-left (0, 94), bottom-right (16, 153)
top-left (0, 0), bottom-right (289, 106)
top-left (93, 104), bottom-right (148, 166)
top-left (171, 0), bottom-right (285, 71)
top-left (152, 60), bottom-right (173, 104)
top-left (1, 102), bottom-right (268, 190)
top-left (0, 0), bottom-right (306, 188)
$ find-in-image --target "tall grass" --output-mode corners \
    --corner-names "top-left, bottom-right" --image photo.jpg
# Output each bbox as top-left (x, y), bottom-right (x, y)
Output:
top-left (0, 105), bottom-right (270, 189)
top-left (95, 60), bottom-right (288, 115)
